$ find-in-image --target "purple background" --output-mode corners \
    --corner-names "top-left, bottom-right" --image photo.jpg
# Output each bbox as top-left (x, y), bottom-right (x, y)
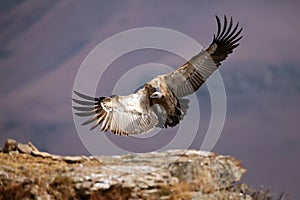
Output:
top-left (1, 1), bottom-right (300, 198)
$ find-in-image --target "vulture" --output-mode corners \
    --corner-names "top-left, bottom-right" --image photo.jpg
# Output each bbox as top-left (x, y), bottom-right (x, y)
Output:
top-left (73, 15), bottom-right (242, 136)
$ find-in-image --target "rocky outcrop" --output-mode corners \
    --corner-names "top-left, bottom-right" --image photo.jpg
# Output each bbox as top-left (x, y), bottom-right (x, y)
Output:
top-left (1, 138), bottom-right (88, 164)
top-left (0, 139), bottom-right (267, 199)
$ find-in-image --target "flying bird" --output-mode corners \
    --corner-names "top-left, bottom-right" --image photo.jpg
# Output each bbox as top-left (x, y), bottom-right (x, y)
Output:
top-left (73, 15), bottom-right (242, 136)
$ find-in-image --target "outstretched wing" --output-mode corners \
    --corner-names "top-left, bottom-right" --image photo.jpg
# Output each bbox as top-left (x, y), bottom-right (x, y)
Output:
top-left (73, 90), bottom-right (158, 135)
top-left (163, 15), bottom-right (242, 97)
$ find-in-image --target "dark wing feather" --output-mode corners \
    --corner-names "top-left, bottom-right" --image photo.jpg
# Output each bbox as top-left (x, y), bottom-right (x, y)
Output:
top-left (163, 15), bottom-right (242, 97)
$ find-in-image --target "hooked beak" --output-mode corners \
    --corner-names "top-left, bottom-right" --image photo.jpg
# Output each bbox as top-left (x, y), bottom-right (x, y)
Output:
top-left (150, 92), bottom-right (163, 99)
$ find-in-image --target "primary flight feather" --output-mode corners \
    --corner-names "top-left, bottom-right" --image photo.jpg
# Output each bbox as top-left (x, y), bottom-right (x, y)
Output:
top-left (73, 15), bottom-right (243, 136)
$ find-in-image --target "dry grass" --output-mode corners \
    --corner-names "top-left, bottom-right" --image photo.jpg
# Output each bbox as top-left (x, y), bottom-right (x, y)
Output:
top-left (0, 180), bottom-right (33, 200)
top-left (157, 182), bottom-right (194, 200)
top-left (48, 175), bottom-right (75, 200)
top-left (250, 187), bottom-right (287, 200)
top-left (90, 185), bottom-right (132, 200)
top-left (0, 152), bottom-right (99, 200)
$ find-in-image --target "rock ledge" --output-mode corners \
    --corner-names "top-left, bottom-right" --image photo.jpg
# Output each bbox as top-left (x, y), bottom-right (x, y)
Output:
top-left (0, 139), bottom-right (252, 200)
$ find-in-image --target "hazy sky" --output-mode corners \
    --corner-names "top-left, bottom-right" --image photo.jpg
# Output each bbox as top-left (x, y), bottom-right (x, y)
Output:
top-left (1, 1), bottom-right (300, 198)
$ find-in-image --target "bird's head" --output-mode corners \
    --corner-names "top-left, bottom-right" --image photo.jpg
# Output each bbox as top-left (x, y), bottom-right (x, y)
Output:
top-left (150, 91), bottom-right (163, 99)
top-left (150, 86), bottom-right (163, 99)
